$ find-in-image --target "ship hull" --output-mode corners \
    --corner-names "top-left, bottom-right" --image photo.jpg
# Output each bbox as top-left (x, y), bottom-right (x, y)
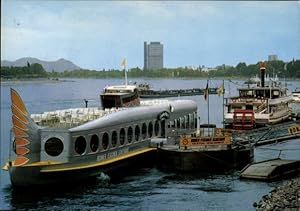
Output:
top-left (156, 147), bottom-right (253, 172)
top-left (9, 148), bottom-right (156, 187)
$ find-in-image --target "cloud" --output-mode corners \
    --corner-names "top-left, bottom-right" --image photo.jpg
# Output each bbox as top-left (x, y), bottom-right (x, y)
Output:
top-left (1, 1), bottom-right (299, 69)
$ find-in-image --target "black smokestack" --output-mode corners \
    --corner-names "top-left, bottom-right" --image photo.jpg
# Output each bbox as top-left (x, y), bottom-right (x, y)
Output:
top-left (259, 62), bottom-right (266, 87)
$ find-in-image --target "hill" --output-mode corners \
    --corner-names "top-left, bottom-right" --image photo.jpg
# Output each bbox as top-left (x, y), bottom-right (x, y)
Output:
top-left (1, 57), bottom-right (81, 72)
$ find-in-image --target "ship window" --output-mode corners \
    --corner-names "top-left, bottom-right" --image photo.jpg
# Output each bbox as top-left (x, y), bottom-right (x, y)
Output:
top-left (155, 120), bottom-right (160, 136)
top-left (102, 133), bottom-right (109, 150)
top-left (181, 117), bottom-right (185, 128)
top-left (135, 125), bottom-right (140, 141)
top-left (142, 123), bottom-right (147, 139)
top-left (128, 127), bottom-right (133, 143)
top-left (75, 136), bottom-right (86, 155)
top-left (148, 122), bottom-right (153, 138)
top-left (112, 131), bottom-right (117, 147)
top-left (177, 119), bottom-right (180, 128)
top-left (190, 114), bottom-right (194, 128)
top-left (45, 137), bottom-right (64, 157)
top-left (90, 134), bottom-right (99, 152)
top-left (120, 128), bottom-right (125, 146)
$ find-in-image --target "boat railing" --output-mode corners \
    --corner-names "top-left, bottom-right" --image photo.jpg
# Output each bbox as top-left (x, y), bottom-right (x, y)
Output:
top-left (30, 107), bottom-right (125, 128)
top-left (256, 102), bottom-right (267, 113)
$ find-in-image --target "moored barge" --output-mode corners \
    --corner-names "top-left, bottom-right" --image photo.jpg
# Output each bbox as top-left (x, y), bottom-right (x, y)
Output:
top-left (157, 124), bottom-right (254, 172)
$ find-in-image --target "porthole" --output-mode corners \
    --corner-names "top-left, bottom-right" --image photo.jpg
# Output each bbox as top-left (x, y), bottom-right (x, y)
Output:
top-left (142, 123), bottom-right (147, 139)
top-left (102, 133), bottom-right (109, 150)
top-left (148, 122), bottom-right (153, 138)
top-left (154, 120), bottom-right (159, 136)
top-left (128, 127), bottom-right (133, 143)
top-left (90, 134), bottom-right (99, 152)
top-left (75, 136), bottom-right (86, 155)
top-left (45, 137), bottom-right (64, 157)
top-left (135, 125), bottom-right (140, 141)
top-left (120, 128), bottom-right (125, 146)
top-left (112, 131), bottom-right (117, 147)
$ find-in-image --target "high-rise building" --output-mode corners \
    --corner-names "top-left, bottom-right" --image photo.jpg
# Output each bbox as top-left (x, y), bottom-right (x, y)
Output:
top-left (144, 41), bottom-right (163, 70)
top-left (268, 54), bottom-right (278, 61)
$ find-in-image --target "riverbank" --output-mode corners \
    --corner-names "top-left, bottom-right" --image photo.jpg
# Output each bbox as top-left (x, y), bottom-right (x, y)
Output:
top-left (254, 176), bottom-right (300, 210)
top-left (0, 78), bottom-right (75, 85)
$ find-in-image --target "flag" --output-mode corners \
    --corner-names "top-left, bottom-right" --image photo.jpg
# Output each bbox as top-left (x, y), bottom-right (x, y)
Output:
top-left (204, 81), bottom-right (208, 101)
top-left (121, 58), bottom-right (127, 69)
top-left (217, 84), bottom-right (224, 96)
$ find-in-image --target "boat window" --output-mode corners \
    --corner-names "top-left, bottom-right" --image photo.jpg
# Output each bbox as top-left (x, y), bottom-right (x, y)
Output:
top-left (161, 120), bottom-right (166, 137)
top-left (120, 128), bottom-right (125, 146)
top-left (45, 137), bottom-right (64, 157)
top-left (135, 125), bottom-right (140, 141)
top-left (75, 136), bottom-right (87, 155)
top-left (142, 123), bottom-right (147, 139)
top-left (102, 133), bottom-right (109, 150)
top-left (190, 114), bottom-right (194, 128)
top-left (176, 119), bottom-right (180, 128)
top-left (181, 117), bottom-right (185, 128)
top-left (90, 134), bottom-right (99, 152)
top-left (128, 127), bottom-right (133, 143)
top-left (155, 120), bottom-right (160, 136)
top-left (148, 122), bottom-right (153, 138)
top-left (112, 131), bottom-right (117, 147)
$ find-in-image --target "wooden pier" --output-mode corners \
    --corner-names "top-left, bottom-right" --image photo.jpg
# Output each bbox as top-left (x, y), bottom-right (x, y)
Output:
top-left (240, 158), bottom-right (300, 181)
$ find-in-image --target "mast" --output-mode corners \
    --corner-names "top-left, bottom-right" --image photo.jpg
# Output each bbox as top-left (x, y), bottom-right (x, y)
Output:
top-left (121, 58), bottom-right (128, 86)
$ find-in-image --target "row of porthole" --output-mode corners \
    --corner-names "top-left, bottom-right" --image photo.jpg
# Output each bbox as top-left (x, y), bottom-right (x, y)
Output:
top-left (170, 113), bottom-right (197, 129)
top-left (44, 121), bottom-right (161, 157)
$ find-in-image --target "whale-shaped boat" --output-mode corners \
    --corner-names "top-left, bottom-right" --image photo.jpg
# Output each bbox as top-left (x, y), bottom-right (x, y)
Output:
top-left (3, 87), bottom-right (197, 187)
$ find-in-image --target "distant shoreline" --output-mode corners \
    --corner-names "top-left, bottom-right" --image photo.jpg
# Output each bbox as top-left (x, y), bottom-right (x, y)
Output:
top-left (0, 78), bottom-right (75, 85)
top-left (1, 76), bottom-right (299, 83)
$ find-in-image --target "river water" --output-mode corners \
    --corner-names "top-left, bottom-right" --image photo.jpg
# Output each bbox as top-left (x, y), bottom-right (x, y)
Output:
top-left (1, 78), bottom-right (300, 210)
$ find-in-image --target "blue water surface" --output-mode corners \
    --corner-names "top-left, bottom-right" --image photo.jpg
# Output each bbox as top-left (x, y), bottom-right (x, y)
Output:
top-left (1, 78), bottom-right (300, 210)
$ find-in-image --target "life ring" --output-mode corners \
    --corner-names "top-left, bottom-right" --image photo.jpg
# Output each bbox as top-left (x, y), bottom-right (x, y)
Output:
top-left (182, 139), bottom-right (188, 145)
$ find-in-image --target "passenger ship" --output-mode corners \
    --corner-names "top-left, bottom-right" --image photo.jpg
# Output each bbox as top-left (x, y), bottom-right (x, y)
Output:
top-left (3, 86), bottom-right (197, 187)
top-left (224, 63), bottom-right (293, 129)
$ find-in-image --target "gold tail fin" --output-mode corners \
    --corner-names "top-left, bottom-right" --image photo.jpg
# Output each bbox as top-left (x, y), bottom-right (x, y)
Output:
top-left (10, 89), bottom-right (31, 166)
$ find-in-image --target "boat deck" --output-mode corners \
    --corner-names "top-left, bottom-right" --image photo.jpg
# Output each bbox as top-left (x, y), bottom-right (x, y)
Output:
top-left (240, 158), bottom-right (300, 180)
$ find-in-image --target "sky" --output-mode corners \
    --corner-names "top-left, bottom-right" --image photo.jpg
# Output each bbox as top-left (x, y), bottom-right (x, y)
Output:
top-left (1, 1), bottom-right (300, 70)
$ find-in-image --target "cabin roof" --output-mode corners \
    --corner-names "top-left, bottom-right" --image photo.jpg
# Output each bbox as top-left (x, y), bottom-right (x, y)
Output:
top-left (69, 100), bottom-right (197, 132)
top-left (104, 85), bottom-right (137, 92)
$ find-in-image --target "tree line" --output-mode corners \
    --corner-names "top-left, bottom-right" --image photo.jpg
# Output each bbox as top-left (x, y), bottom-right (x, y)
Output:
top-left (1, 60), bottom-right (299, 79)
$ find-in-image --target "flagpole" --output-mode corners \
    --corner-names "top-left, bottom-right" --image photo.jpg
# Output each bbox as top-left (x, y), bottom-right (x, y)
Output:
top-left (207, 79), bottom-right (210, 135)
top-left (222, 79), bottom-right (225, 129)
top-left (122, 59), bottom-right (128, 86)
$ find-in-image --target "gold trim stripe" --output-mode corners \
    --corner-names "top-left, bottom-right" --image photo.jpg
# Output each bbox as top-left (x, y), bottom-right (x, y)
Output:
top-left (40, 148), bottom-right (156, 173)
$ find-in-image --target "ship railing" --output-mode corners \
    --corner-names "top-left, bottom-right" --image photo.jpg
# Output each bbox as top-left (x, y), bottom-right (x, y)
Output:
top-left (256, 102), bottom-right (267, 113)
top-left (30, 107), bottom-right (108, 128)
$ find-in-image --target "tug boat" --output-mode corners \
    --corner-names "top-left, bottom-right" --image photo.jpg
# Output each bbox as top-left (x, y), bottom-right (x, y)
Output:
top-left (156, 124), bottom-right (254, 172)
top-left (2, 87), bottom-right (198, 187)
top-left (224, 63), bottom-right (293, 129)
